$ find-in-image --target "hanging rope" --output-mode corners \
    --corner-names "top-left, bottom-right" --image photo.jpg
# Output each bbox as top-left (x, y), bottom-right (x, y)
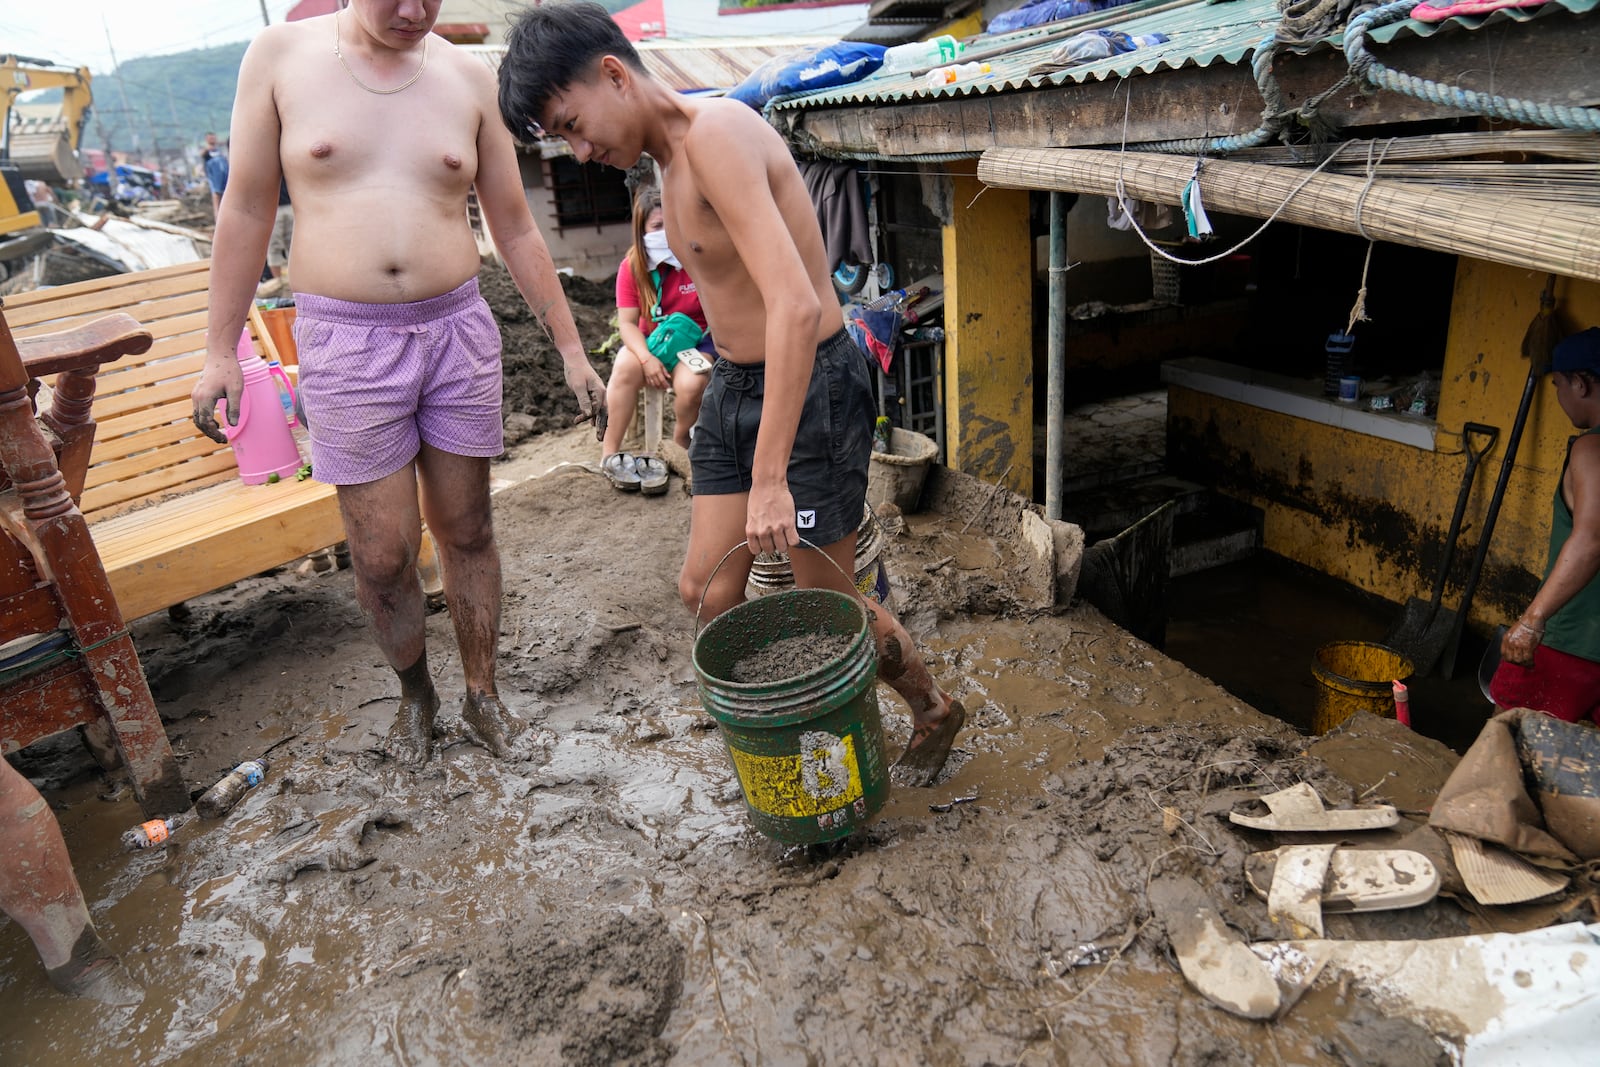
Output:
top-left (1345, 0), bottom-right (1600, 133)
top-left (1344, 137), bottom-right (1396, 334)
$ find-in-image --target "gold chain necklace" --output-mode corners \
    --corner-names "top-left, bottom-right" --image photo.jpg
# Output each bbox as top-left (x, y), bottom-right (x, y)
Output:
top-left (333, 12), bottom-right (428, 95)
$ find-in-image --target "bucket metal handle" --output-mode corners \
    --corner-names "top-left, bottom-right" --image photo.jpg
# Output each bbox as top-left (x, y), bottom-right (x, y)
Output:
top-left (694, 536), bottom-right (868, 637)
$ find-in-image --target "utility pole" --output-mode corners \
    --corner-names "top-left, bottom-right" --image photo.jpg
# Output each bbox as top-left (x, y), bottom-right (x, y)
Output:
top-left (101, 16), bottom-right (138, 154)
top-left (259, 1), bottom-right (272, 26)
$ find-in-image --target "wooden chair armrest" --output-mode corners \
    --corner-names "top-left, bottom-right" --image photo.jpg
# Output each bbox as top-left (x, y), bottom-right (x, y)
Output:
top-left (17, 314), bottom-right (153, 379)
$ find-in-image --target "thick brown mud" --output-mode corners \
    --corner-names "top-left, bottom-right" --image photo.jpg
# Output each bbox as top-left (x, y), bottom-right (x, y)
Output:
top-left (729, 632), bottom-right (857, 685)
top-left (1, 427), bottom-right (1538, 1065)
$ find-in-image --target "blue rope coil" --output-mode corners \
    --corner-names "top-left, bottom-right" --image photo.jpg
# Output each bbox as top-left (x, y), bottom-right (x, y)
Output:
top-left (1134, 34), bottom-right (1286, 155)
top-left (1345, 0), bottom-right (1600, 133)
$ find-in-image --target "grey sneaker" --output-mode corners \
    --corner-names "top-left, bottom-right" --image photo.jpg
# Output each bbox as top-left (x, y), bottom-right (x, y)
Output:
top-left (602, 452), bottom-right (642, 492)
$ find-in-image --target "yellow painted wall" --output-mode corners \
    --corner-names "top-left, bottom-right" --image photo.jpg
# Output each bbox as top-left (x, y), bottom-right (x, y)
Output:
top-left (1168, 259), bottom-right (1600, 631)
top-left (942, 162), bottom-right (1032, 495)
top-left (936, 14), bottom-right (985, 42)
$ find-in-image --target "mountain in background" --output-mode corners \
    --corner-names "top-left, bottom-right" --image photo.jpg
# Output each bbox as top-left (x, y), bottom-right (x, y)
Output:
top-left (76, 43), bottom-right (249, 163)
top-left (33, 0), bottom-right (681, 166)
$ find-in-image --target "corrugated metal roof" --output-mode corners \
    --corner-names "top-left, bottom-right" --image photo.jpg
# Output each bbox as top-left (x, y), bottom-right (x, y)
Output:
top-left (465, 36), bottom-right (837, 94)
top-left (772, 0), bottom-right (1596, 109)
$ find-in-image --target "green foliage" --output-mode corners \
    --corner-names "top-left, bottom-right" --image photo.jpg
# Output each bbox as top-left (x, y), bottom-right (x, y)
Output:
top-left (78, 43), bottom-right (248, 159)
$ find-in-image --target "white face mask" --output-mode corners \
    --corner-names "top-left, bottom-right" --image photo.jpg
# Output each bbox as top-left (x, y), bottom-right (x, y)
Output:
top-left (642, 229), bottom-right (678, 270)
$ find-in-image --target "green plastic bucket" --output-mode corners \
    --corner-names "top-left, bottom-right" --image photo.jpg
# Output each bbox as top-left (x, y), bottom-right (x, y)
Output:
top-left (694, 587), bottom-right (889, 845)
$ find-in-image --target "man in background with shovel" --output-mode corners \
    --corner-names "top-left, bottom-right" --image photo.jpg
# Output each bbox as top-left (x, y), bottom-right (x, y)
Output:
top-left (1489, 327), bottom-right (1600, 723)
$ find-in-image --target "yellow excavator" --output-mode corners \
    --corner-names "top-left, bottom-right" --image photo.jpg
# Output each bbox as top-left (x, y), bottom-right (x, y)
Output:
top-left (2, 54), bottom-right (93, 264)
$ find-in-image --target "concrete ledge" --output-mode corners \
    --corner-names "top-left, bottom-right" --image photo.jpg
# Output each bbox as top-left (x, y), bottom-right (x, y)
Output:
top-left (1161, 357), bottom-right (1438, 452)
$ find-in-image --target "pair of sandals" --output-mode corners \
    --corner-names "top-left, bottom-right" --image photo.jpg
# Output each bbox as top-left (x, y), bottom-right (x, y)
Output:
top-left (601, 452), bottom-right (669, 496)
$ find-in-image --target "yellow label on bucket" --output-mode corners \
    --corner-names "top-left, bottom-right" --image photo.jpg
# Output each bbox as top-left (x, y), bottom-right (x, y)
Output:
top-left (729, 730), bottom-right (864, 818)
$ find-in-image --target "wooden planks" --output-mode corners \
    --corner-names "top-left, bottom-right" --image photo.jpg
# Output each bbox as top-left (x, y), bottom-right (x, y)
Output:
top-left (93, 477), bottom-right (344, 621)
top-left (12, 260), bottom-right (348, 618)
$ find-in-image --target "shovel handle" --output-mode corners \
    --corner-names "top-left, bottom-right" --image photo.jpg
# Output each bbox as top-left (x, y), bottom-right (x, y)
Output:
top-left (1460, 422), bottom-right (1499, 467)
top-left (1427, 422), bottom-right (1499, 608)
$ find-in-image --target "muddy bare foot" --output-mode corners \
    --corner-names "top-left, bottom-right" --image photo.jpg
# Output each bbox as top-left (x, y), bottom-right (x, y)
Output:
top-left (45, 930), bottom-right (144, 1007)
top-left (384, 686), bottom-right (441, 767)
top-left (893, 697), bottom-right (966, 788)
top-left (461, 692), bottom-right (528, 758)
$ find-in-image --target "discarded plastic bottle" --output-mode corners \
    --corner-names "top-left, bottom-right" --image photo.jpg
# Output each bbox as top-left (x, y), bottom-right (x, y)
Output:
top-left (195, 759), bottom-right (268, 818)
top-left (924, 61), bottom-right (992, 90)
top-left (881, 34), bottom-right (961, 74)
top-left (1392, 680), bottom-right (1411, 728)
top-left (873, 416), bottom-right (893, 454)
top-left (121, 810), bottom-right (195, 851)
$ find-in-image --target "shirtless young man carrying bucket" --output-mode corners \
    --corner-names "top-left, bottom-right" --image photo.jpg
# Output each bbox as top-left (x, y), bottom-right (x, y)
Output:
top-left (497, 2), bottom-right (964, 784)
top-left (191, 1), bottom-right (607, 765)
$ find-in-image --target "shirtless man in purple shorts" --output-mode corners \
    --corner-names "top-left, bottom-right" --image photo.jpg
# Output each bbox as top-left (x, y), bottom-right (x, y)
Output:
top-left (192, 0), bottom-right (606, 766)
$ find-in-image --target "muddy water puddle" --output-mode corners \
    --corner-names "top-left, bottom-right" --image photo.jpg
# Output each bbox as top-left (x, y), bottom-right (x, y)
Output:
top-left (2, 465), bottom-right (1478, 1065)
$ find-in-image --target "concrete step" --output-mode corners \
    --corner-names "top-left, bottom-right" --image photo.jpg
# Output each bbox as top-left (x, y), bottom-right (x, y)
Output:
top-left (1060, 457), bottom-right (1167, 496)
top-left (1062, 475), bottom-right (1207, 541)
top-left (1170, 492), bottom-right (1262, 577)
top-left (1065, 474), bottom-right (1261, 577)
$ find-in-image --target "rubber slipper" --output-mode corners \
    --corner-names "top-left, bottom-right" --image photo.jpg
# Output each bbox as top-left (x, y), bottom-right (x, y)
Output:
top-left (1228, 782), bottom-right (1398, 833)
top-left (601, 452), bottom-right (642, 492)
top-left (1169, 907), bottom-right (1281, 1020)
top-left (634, 455), bottom-right (669, 496)
top-left (1247, 845), bottom-right (1441, 931)
top-left (892, 699), bottom-right (965, 787)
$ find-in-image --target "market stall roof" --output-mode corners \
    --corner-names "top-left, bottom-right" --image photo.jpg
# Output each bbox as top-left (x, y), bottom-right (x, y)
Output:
top-left (466, 35), bottom-right (836, 94)
top-left (772, 0), bottom-right (1596, 109)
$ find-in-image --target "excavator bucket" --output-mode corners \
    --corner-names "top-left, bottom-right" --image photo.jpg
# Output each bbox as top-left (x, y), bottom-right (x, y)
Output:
top-left (7, 116), bottom-right (83, 183)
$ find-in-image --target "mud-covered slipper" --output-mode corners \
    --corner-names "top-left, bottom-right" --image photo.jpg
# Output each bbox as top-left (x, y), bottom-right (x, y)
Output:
top-left (893, 699), bottom-right (966, 787)
top-left (1169, 907), bottom-right (1281, 1020)
top-left (601, 452), bottom-right (642, 492)
top-left (634, 455), bottom-right (669, 496)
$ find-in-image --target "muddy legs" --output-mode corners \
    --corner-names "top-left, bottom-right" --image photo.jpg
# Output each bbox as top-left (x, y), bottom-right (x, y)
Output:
top-left (383, 653), bottom-right (441, 767)
top-left (348, 450), bottom-right (529, 766)
top-left (865, 601), bottom-right (966, 786)
top-left (460, 691), bottom-right (527, 758)
top-left (780, 533), bottom-right (966, 787)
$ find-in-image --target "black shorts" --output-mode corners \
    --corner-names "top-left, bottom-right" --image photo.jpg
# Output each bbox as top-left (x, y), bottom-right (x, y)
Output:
top-left (688, 328), bottom-right (872, 550)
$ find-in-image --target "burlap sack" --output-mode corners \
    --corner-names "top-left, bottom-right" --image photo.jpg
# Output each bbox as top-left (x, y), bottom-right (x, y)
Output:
top-left (1428, 709), bottom-right (1579, 863)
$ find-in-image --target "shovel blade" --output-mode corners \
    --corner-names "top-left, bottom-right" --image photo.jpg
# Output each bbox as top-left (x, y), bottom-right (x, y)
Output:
top-left (1382, 596), bottom-right (1436, 655)
top-left (1384, 596), bottom-right (1460, 677)
top-left (1407, 609), bottom-right (1460, 678)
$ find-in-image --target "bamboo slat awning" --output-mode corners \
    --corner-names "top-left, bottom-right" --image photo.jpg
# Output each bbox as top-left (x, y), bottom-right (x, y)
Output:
top-left (977, 148), bottom-right (1600, 282)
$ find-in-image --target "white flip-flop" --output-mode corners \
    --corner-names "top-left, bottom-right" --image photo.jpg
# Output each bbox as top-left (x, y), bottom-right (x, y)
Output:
top-left (1247, 845), bottom-right (1441, 938)
top-left (1169, 906), bottom-right (1282, 1020)
top-left (1229, 782), bottom-right (1399, 833)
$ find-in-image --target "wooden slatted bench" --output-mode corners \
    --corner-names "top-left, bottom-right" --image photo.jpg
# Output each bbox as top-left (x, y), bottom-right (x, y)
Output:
top-left (5, 260), bottom-right (347, 621)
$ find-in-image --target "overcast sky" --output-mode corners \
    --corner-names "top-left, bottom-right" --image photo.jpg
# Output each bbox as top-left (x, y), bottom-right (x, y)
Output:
top-left (2, 1), bottom-right (301, 75)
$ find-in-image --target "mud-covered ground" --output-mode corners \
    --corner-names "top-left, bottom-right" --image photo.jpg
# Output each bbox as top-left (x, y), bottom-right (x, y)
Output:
top-left (482, 260), bottom-right (619, 434)
top-left (5, 417), bottom-right (1567, 1065)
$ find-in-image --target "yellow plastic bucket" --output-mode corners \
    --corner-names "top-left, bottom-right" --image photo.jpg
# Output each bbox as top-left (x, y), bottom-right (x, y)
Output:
top-left (1311, 641), bottom-right (1414, 734)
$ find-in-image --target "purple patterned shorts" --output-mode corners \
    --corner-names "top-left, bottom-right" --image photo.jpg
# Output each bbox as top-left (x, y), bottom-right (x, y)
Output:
top-left (291, 277), bottom-right (503, 486)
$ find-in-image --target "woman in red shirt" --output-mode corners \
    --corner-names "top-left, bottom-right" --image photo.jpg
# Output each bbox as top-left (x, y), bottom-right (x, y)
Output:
top-left (602, 186), bottom-right (714, 490)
